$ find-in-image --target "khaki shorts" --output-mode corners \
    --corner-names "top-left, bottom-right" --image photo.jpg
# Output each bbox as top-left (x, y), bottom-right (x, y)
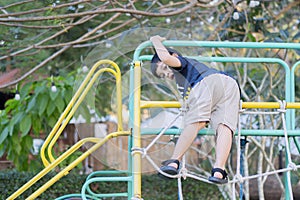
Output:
top-left (184, 73), bottom-right (240, 132)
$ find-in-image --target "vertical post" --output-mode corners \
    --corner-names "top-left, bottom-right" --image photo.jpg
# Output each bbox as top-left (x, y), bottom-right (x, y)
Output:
top-left (239, 138), bottom-right (248, 200)
top-left (285, 62), bottom-right (293, 200)
top-left (284, 150), bottom-right (292, 200)
top-left (128, 64), bottom-right (134, 199)
top-left (132, 61), bottom-right (142, 199)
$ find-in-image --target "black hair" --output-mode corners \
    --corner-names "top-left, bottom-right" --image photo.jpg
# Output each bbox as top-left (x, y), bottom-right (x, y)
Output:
top-left (150, 48), bottom-right (181, 78)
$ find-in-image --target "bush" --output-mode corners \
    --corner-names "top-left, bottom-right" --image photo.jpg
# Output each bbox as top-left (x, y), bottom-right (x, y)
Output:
top-left (0, 170), bottom-right (223, 200)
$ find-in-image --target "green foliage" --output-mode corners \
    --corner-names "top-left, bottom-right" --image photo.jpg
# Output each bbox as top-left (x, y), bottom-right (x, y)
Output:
top-left (0, 74), bottom-right (75, 171)
top-left (0, 170), bottom-right (86, 200)
top-left (58, 149), bottom-right (83, 170)
top-left (0, 170), bottom-right (223, 200)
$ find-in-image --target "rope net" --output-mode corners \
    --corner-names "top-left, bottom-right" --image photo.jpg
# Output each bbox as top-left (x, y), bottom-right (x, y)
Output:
top-left (132, 100), bottom-right (300, 200)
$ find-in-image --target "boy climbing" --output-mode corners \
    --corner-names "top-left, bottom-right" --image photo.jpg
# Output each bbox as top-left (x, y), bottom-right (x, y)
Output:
top-left (150, 35), bottom-right (240, 184)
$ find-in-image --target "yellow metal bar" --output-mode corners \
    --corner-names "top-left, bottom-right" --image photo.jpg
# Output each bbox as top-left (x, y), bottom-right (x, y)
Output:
top-left (115, 63), bottom-right (123, 132)
top-left (7, 131), bottom-right (130, 200)
top-left (241, 102), bottom-right (281, 109)
top-left (133, 61), bottom-right (142, 199)
top-left (40, 59), bottom-right (122, 166)
top-left (47, 68), bottom-right (119, 163)
top-left (286, 103), bottom-right (300, 109)
top-left (40, 68), bottom-right (96, 166)
top-left (140, 100), bottom-right (300, 109)
top-left (7, 137), bottom-right (100, 200)
top-left (26, 131), bottom-right (130, 200)
top-left (243, 102), bottom-right (300, 109)
top-left (140, 100), bottom-right (180, 108)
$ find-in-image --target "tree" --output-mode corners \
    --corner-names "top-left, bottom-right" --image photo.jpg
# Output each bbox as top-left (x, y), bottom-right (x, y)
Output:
top-left (0, 0), bottom-right (299, 89)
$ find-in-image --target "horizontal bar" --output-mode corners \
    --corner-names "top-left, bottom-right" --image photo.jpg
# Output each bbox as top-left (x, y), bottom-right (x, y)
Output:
top-left (86, 170), bottom-right (130, 180)
top-left (140, 101), bottom-right (300, 109)
top-left (55, 194), bottom-right (97, 200)
top-left (96, 193), bottom-right (128, 198)
top-left (141, 128), bottom-right (300, 137)
top-left (134, 41), bottom-right (300, 60)
top-left (138, 55), bottom-right (287, 64)
top-left (163, 41), bottom-right (300, 49)
top-left (286, 102), bottom-right (300, 109)
top-left (86, 176), bottom-right (132, 182)
top-left (141, 101), bottom-right (180, 108)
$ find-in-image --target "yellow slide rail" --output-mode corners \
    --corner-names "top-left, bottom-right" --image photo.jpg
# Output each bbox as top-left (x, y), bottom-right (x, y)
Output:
top-left (7, 131), bottom-right (130, 200)
top-left (7, 60), bottom-right (128, 199)
top-left (40, 59), bottom-right (123, 166)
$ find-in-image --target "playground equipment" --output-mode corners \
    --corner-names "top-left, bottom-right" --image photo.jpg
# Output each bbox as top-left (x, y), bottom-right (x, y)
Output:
top-left (7, 41), bottom-right (300, 200)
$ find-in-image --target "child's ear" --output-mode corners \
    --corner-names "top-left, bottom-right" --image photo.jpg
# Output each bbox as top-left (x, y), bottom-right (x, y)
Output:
top-left (171, 53), bottom-right (178, 57)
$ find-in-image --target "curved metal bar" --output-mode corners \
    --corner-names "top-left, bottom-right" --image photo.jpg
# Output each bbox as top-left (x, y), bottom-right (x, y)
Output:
top-left (40, 60), bottom-right (123, 166)
top-left (47, 68), bottom-right (118, 163)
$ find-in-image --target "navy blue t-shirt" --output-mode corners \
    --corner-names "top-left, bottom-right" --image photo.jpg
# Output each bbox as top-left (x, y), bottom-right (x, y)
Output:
top-left (171, 56), bottom-right (220, 99)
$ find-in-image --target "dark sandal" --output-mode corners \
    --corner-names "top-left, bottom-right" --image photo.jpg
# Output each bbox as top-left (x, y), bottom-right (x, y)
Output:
top-left (208, 168), bottom-right (228, 184)
top-left (158, 159), bottom-right (180, 180)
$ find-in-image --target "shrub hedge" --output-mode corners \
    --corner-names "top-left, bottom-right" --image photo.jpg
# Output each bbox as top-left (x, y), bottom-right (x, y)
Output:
top-left (0, 170), bottom-right (223, 200)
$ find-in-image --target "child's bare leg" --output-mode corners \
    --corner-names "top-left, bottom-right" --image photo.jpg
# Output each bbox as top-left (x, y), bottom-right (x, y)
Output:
top-left (167, 121), bottom-right (206, 168)
top-left (213, 124), bottom-right (233, 178)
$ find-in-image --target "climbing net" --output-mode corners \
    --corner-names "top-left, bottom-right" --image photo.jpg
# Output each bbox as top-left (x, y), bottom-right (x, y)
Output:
top-left (131, 100), bottom-right (300, 200)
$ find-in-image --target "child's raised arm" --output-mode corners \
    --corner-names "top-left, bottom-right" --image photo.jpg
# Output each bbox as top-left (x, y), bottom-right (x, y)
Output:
top-left (150, 35), bottom-right (181, 68)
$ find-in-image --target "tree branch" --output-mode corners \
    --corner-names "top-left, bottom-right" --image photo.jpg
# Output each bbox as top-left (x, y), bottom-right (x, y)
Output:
top-left (0, 0), bottom-right (198, 22)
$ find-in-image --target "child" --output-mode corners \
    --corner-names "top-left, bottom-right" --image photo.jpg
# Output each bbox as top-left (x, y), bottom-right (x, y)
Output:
top-left (150, 35), bottom-right (240, 184)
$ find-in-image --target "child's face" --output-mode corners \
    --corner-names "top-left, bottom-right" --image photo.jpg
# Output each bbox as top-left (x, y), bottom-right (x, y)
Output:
top-left (156, 62), bottom-right (174, 80)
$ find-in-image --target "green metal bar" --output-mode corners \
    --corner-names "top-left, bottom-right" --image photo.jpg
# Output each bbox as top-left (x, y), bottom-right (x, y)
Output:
top-left (141, 128), bottom-right (300, 137)
top-left (128, 65), bottom-right (135, 200)
top-left (56, 193), bottom-right (99, 200)
top-left (81, 177), bottom-right (132, 200)
top-left (85, 170), bottom-right (129, 180)
top-left (93, 193), bottom-right (128, 198)
top-left (293, 137), bottom-right (300, 154)
top-left (85, 170), bottom-right (130, 197)
top-left (288, 61), bottom-right (300, 200)
top-left (134, 40), bottom-right (300, 60)
top-left (290, 60), bottom-right (300, 129)
top-left (290, 60), bottom-right (300, 102)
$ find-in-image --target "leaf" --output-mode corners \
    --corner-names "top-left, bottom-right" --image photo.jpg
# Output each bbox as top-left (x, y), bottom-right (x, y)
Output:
top-left (38, 93), bottom-right (49, 116)
top-left (62, 88), bottom-right (73, 104)
top-left (274, 37), bottom-right (284, 42)
top-left (9, 124), bottom-right (14, 136)
top-left (0, 117), bottom-right (9, 125)
top-left (20, 82), bottom-right (32, 97)
top-left (11, 133), bottom-right (21, 154)
top-left (34, 82), bottom-right (46, 94)
top-left (247, 32), bottom-right (256, 42)
top-left (0, 145), bottom-right (5, 157)
top-left (47, 102), bottom-right (56, 116)
top-left (55, 96), bottom-right (65, 113)
top-left (32, 116), bottom-right (41, 134)
top-left (295, 49), bottom-right (300, 56)
top-left (5, 99), bottom-right (20, 113)
top-left (0, 127), bottom-right (9, 144)
top-left (49, 87), bottom-right (59, 100)
top-left (22, 135), bottom-right (33, 150)
top-left (11, 112), bottom-right (23, 124)
top-left (47, 116), bottom-right (57, 127)
top-left (26, 97), bottom-right (36, 113)
top-left (279, 29), bottom-right (289, 40)
top-left (293, 31), bottom-right (300, 39)
top-left (20, 116), bottom-right (32, 137)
